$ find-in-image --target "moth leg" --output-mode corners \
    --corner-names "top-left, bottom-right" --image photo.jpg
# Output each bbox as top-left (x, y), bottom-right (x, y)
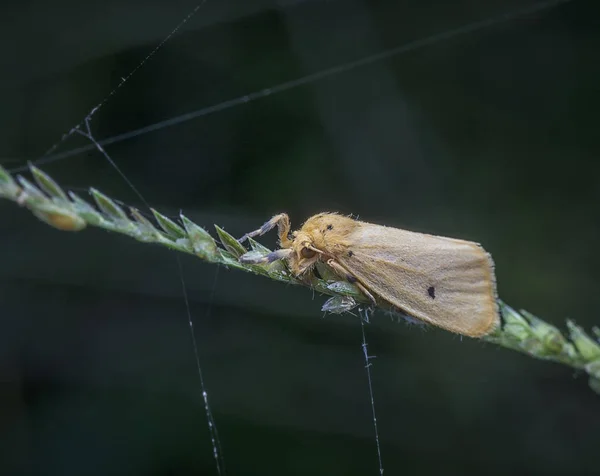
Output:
top-left (326, 259), bottom-right (377, 305)
top-left (240, 248), bottom-right (292, 265)
top-left (238, 213), bottom-right (293, 248)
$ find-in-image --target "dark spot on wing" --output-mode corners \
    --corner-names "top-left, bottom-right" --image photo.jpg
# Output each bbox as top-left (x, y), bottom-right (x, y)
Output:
top-left (326, 224), bottom-right (333, 230)
top-left (348, 250), bottom-right (354, 257)
top-left (427, 286), bottom-right (436, 299)
top-left (347, 275), bottom-right (357, 284)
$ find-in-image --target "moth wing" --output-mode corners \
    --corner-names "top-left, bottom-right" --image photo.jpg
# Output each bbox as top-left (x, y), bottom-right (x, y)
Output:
top-left (338, 223), bottom-right (499, 337)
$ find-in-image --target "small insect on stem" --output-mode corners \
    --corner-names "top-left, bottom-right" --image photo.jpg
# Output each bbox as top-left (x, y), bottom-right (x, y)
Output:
top-left (239, 212), bottom-right (500, 338)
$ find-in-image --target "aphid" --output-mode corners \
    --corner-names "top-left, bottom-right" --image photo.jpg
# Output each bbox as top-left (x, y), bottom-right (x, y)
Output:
top-left (239, 212), bottom-right (499, 337)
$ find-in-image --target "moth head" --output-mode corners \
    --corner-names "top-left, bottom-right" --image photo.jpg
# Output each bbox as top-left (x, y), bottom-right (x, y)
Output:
top-left (289, 231), bottom-right (322, 275)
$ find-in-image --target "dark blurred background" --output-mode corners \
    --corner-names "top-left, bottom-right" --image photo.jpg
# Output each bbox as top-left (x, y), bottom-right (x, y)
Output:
top-left (1, 0), bottom-right (599, 475)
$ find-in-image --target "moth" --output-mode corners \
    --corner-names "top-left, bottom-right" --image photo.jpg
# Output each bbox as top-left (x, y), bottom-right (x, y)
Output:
top-left (238, 212), bottom-right (499, 337)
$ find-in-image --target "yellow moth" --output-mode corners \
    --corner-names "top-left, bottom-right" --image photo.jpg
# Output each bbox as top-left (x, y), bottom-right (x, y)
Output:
top-left (239, 212), bottom-right (499, 337)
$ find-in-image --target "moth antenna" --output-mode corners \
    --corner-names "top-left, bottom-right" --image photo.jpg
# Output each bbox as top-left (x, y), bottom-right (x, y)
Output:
top-left (306, 244), bottom-right (324, 254)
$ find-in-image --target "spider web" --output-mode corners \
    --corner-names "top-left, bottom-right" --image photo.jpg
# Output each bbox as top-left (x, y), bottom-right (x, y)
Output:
top-left (4, 0), bottom-right (576, 474)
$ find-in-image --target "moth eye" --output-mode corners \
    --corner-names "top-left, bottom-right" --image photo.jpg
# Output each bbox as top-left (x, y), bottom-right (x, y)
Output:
top-left (301, 247), bottom-right (317, 259)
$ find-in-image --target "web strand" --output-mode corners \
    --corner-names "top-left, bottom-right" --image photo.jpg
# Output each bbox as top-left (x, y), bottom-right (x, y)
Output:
top-left (75, 118), bottom-right (151, 210)
top-left (39, 2), bottom-right (206, 161)
top-left (11, 0), bottom-right (575, 171)
top-left (20, 4), bottom-right (224, 469)
top-left (34, 2), bottom-right (224, 465)
top-left (360, 310), bottom-right (384, 475)
top-left (177, 258), bottom-right (224, 475)
top-left (77, 115), bottom-right (225, 474)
